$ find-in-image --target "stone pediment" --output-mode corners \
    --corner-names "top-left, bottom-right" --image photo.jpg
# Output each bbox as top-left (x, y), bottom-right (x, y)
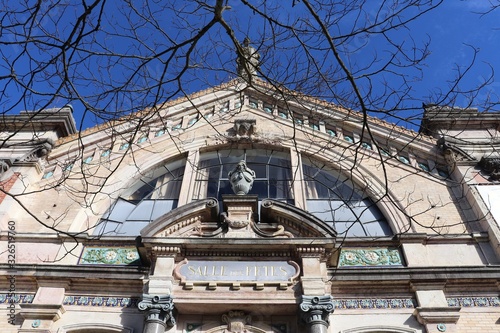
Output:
top-left (140, 196), bottom-right (336, 239)
top-left (140, 198), bottom-right (220, 238)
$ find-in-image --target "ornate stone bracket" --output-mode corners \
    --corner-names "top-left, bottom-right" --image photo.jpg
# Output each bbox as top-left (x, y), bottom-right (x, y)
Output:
top-left (437, 136), bottom-right (476, 164)
top-left (296, 246), bottom-right (329, 262)
top-left (138, 295), bottom-right (175, 329)
top-left (234, 119), bottom-right (256, 137)
top-left (415, 307), bottom-right (460, 333)
top-left (221, 310), bottom-right (252, 333)
top-left (227, 119), bottom-right (260, 142)
top-left (0, 159), bottom-right (12, 174)
top-left (478, 156), bottom-right (500, 181)
top-left (299, 295), bottom-right (334, 331)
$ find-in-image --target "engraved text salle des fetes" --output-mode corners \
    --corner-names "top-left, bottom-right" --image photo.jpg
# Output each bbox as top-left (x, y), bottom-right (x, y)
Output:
top-left (178, 260), bottom-right (298, 282)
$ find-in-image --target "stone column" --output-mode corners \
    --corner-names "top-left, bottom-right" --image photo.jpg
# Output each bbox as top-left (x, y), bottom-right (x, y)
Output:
top-left (299, 295), bottom-right (334, 333)
top-left (138, 295), bottom-right (175, 333)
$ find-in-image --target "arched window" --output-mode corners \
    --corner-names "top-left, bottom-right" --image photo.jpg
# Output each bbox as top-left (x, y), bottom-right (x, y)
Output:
top-left (97, 149), bottom-right (392, 237)
top-left (95, 159), bottom-right (185, 236)
top-left (302, 156), bottom-right (392, 237)
top-left (193, 149), bottom-right (294, 203)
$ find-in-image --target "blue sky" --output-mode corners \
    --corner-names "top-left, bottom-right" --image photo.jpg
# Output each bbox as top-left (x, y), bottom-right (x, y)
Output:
top-left (1, 1), bottom-right (499, 131)
top-left (411, 1), bottom-right (500, 106)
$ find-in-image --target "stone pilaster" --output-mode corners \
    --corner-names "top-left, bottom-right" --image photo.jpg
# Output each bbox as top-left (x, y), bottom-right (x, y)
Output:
top-left (147, 246), bottom-right (181, 295)
top-left (299, 295), bottom-right (334, 333)
top-left (297, 246), bottom-right (329, 295)
top-left (415, 307), bottom-right (460, 333)
top-left (138, 295), bottom-right (175, 333)
top-left (18, 281), bottom-right (67, 332)
top-left (412, 283), bottom-right (460, 333)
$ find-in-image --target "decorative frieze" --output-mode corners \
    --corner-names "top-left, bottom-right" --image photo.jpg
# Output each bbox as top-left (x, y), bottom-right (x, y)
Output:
top-left (0, 294), bottom-right (34, 304)
top-left (150, 245), bottom-right (182, 256)
top-left (447, 297), bottom-right (500, 307)
top-left (333, 298), bottom-right (416, 309)
top-left (296, 246), bottom-right (327, 258)
top-left (183, 249), bottom-right (293, 257)
top-left (79, 247), bottom-right (140, 265)
top-left (63, 296), bottom-right (139, 308)
top-left (338, 248), bottom-right (403, 267)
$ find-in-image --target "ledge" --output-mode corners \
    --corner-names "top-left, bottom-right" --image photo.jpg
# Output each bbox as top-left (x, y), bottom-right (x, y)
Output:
top-left (329, 265), bottom-right (500, 282)
top-left (0, 263), bottom-right (148, 280)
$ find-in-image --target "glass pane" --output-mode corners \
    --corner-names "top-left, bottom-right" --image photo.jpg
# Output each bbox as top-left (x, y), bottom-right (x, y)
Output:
top-left (247, 163), bottom-right (266, 178)
top-left (307, 200), bottom-right (335, 222)
top-left (128, 180), bottom-right (156, 201)
top-left (251, 181), bottom-right (268, 198)
top-left (150, 200), bottom-right (177, 219)
top-left (219, 180), bottom-right (233, 196)
top-left (104, 199), bottom-right (136, 221)
top-left (270, 180), bottom-right (292, 199)
top-left (43, 171), bottom-right (54, 179)
top-left (380, 148), bottom-right (390, 156)
top-left (120, 143), bottom-right (129, 150)
top-left (118, 221), bottom-right (149, 236)
top-left (362, 220), bottom-right (393, 236)
top-left (418, 162), bottom-right (430, 172)
top-left (127, 200), bottom-right (155, 221)
top-left (344, 135), bottom-right (354, 143)
top-left (437, 169), bottom-right (449, 177)
top-left (93, 220), bottom-right (122, 236)
top-left (335, 221), bottom-right (366, 237)
top-left (399, 155), bottom-right (410, 164)
top-left (206, 181), bottom-right (219, 198)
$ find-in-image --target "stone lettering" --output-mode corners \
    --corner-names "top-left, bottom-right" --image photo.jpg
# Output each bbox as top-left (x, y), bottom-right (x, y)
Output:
top-left (178, 260), bottom-right (298, 283)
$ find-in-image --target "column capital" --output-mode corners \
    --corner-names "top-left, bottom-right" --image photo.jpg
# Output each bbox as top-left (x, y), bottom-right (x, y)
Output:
top-left (300, 295), bottom-right (334, 327)
top-left (138, 294), bottom-right (176, 328)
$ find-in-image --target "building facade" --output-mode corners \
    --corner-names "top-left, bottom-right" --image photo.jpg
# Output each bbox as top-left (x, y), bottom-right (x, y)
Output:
top-left (1, 76), bottom-right (500, 333)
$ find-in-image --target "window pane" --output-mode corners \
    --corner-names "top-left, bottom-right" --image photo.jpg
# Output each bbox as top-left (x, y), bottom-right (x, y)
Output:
top-left (150, 200), bottom-right (178, 219)
top-left (251, 181), bottom-right (268, 198)
top-left (197, 149), bottom-right (291, 201)
top-left (128, 200), bottom-right (155, 221)
top-left (303, 156), bottom-right (391, 237)
top-left (269, 180), bottom-right (292, 199)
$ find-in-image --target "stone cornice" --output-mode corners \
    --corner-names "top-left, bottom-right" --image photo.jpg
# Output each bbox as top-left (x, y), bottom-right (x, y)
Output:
top-left (329, 266), bottom-right (500, 283)
top-left (0, 263), bottom-right (148, 280)
top-left (140, 237), bottom-right (334, 247)
top-left (51, 77), bottom-right (437, 157)
top-left (54, 79), bottom-right (245, 146)
top-left (3, 106), bottom-right (77, 137)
